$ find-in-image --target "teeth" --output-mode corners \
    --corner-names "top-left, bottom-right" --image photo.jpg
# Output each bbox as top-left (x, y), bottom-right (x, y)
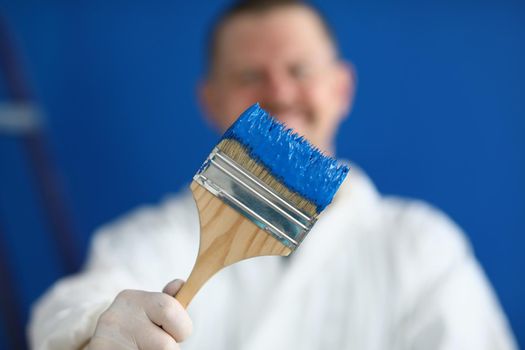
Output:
top-left (278, 114), bottom-right (305, 128)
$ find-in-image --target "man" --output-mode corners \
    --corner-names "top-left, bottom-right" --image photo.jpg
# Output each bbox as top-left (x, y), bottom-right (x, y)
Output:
top-left (29, 1), bottom-right (517, 349)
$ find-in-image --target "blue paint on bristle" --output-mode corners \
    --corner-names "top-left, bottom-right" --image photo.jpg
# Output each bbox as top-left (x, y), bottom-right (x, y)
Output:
top-left (221, 103), bottom-right (349, 213)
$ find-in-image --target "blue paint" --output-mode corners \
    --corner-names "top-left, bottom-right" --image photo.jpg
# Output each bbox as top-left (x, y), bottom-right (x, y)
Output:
top-left (222, 103), bottom-right (349, 213)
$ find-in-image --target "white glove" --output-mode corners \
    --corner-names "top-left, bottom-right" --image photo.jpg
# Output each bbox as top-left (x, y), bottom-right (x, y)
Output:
top-left (89, 279), bottom-right (192, 350)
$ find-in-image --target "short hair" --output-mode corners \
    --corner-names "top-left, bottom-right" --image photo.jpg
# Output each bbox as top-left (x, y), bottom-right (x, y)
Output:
top-left (205, 0), bottom-right (337, 74)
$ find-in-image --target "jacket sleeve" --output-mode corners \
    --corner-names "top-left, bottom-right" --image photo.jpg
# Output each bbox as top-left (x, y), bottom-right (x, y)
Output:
top-left (28, 198), bottom-right (198, 350)
top-left (391, 199), bottom-right (518, 350)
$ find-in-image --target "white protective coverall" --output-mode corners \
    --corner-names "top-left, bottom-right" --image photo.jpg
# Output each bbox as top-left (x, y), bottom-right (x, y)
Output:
top-left (29, 167), bottom-right (517, 349)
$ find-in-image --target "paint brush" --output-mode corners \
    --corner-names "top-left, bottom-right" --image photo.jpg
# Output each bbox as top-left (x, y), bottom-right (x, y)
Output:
top-left (175, 103), bottom-right (349, 308)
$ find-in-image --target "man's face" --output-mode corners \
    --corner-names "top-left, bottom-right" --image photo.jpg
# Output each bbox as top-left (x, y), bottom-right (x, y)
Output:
top-left (201, 5), bottom-right (354, 154)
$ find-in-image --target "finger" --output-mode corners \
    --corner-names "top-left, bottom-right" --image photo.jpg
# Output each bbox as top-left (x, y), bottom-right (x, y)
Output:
top-left (135, 321), bottom-right (180, 350)
top-left (162, 279), bottom-right (185, 297)
top-left (145, 293), bottom-right (193, 343)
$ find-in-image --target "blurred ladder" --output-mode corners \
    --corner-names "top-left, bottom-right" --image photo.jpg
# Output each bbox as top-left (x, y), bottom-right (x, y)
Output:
top-left (0, 16), bottom-right (80, 350)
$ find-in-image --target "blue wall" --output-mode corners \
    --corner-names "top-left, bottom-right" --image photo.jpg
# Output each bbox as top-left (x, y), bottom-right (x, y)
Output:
top-left (0, 1), bottom-right (523, 349)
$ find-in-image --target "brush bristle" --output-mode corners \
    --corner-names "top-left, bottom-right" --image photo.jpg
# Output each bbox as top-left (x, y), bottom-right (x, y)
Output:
top-left (219, 103), bottom-right (349, 214)
top-left (217, 139), bottom-right (318, 217)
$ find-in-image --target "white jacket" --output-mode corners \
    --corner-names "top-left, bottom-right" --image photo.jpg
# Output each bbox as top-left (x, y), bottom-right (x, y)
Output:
top-left (29, 167), bottom-right (517, 349)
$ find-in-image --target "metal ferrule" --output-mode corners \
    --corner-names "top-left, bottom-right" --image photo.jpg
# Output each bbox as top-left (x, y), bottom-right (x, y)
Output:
top-left (194, 147), bottom-right (317, 250)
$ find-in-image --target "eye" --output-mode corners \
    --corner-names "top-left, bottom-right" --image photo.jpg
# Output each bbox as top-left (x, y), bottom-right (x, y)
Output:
top-left (289, 63), bottom-right (311, 80)
top-left (237, 70), bottom-right (263, 86)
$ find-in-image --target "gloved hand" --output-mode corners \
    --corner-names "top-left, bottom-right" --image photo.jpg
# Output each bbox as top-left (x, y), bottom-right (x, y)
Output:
top-left (89, 279), bottom-right (192, 350)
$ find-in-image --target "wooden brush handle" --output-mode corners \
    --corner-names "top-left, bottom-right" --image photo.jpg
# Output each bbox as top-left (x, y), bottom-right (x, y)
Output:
top-left (175, 181), bottom-right (291, 308)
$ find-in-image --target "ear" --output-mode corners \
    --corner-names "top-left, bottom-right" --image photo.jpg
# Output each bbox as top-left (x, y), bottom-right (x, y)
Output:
top-left (334, 60), bottom-right (357, 119)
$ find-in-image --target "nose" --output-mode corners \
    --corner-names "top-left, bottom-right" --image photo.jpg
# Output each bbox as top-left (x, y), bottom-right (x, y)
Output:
top-left (260, 68), bottom-right (298, 109)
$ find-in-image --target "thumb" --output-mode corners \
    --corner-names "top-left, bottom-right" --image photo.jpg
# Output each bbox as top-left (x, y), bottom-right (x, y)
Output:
top-left (163, 278), bottom-right (185, 297)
